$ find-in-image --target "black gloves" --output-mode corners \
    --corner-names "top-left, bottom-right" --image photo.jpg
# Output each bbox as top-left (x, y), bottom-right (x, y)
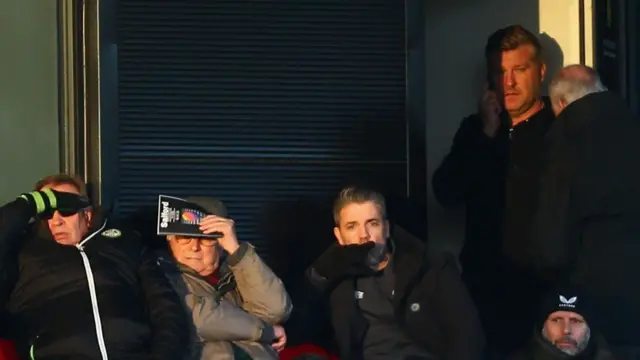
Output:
top-left (311, 242), bottom-right (384, 282)
top-left (20, 189), bottom-right (91, 217)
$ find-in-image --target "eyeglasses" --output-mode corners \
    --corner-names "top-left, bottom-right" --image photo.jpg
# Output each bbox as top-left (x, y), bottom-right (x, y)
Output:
top-left (175, 237), bottom-right (218, 247)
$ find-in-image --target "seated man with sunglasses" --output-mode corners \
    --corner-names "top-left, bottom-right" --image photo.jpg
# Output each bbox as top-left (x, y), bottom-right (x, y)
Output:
top-left (157, 197), bottom-right (292, 360)
top-left (0, 174), bottom-right (188, 360)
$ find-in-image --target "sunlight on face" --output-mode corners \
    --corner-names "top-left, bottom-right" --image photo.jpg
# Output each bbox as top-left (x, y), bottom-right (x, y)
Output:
top-left (333, 201), bottom-right (389, 246)
top-left (168, 236), bottom-right (220, 276)
top-left (42, 183), bottom-right (91, 246)
top-left (490, 44), bottom-right (546, 118)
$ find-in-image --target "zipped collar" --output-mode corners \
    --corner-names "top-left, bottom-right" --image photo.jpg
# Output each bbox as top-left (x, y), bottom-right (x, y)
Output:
top-left (529, 327), bottom-right (596, 360)
top-left (73, 216), bottom-right (111, 360)
top-left (76, 220), bottom-right (108, 250)
top-left (72, 206), bottom-right (110, 250)
top-left (157, 252), bottom-right (236, 296)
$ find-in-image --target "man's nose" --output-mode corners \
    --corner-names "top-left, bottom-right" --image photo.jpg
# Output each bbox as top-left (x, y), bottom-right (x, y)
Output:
top-left (504, 71), bottom-right (516, 87)
top-left (50, 211), bottom-right (64, 225)
top-left (190, 240), bottom-right (201, 251)
top-left (357, 227), bottom-right (370, 240)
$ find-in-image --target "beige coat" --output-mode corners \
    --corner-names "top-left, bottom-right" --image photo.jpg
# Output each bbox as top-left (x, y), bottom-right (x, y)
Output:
top-left (159, 243), bottom-right (293, 360)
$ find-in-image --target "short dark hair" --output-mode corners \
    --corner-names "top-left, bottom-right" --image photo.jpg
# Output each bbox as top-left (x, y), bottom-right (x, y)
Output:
top-left (34, 173), bottom-right (88, 196)
top-left (332, 186), bottom-right (386, 225)
top-left (485, 25), bottom-right (542, 64)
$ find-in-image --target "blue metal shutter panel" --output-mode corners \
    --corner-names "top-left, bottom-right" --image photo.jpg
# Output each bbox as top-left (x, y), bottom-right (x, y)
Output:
top-left (117, 1), bottom-right (407, 258)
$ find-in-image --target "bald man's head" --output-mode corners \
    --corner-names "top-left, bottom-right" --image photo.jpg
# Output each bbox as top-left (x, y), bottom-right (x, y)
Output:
top-left (548, 65), bottom-right (607, 115)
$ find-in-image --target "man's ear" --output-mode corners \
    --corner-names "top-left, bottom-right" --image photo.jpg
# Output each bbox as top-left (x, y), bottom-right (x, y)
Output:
top-left (540, 61), bottom-right (547, 80)
top-left (334, 226), bottom-right (345, 245)
top-left (559, 98), bottom-right (568, 108)
top-left (84, 209), bottom-right (93, 225)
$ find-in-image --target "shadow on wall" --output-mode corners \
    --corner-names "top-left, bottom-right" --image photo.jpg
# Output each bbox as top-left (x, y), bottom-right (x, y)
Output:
top-left (426, 0), bottom-right (565, 255)
top-left (539, 32), bottom-right (565, 94)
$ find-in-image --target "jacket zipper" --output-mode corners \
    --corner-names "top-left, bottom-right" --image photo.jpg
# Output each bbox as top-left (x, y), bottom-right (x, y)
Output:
top-left (29, 335), bottom-right (38, 360)
top-left (75, 221), bottom-right (109, 360)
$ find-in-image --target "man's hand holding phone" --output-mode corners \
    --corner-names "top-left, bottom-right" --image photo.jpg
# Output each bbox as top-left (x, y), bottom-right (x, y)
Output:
top-left (479, 83), bottom-right (502, 138)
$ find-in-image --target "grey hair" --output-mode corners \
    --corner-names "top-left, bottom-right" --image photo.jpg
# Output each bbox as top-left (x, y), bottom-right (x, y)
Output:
top-left (549, 64), bottom-right (607, 106)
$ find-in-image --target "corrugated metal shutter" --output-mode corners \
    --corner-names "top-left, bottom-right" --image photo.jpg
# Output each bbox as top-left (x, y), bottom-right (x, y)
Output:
top-left (116, 0), bottom-right (407, 257)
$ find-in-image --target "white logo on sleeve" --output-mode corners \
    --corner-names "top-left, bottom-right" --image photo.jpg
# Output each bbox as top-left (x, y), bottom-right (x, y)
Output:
top-left (355, 291), bottom-right (364, 299)
top-left (559, 295), bottom-right (578, 308)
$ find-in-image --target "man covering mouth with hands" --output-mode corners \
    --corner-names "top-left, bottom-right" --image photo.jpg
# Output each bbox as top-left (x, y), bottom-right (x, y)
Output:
top-left (307, 186), bottom-right (484, 360)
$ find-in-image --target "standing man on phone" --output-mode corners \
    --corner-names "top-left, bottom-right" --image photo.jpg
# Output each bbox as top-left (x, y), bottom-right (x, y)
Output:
top-left (432, 24), bottom-right (555, 356)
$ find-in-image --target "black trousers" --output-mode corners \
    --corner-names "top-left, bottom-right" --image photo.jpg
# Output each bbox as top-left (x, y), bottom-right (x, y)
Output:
top-left (463, 259), bottom-right (549, 357)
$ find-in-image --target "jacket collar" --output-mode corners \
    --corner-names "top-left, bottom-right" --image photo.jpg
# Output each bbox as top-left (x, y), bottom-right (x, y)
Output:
top-left (156, 250), bottom-right (236, 296)
top-left (529, 327), bottom-right (597, 360)
top-left (552, 91), bottom-right (627, 142)
top-left (87, 206), bottom-right (108, 233)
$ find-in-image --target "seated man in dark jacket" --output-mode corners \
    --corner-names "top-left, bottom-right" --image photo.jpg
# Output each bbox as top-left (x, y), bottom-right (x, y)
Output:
top-left (508, 286), bottom-right (615, 360)
top-left (307, 186), bottom-right (485, 360)
top-left (0, 174), bottom-right (188, 360)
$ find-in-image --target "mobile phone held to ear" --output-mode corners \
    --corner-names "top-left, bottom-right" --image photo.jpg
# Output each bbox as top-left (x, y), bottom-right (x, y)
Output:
top-left (487, 72), bottom-right (498, 92)
top-left (486, 71), bottom-right (511, 127)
